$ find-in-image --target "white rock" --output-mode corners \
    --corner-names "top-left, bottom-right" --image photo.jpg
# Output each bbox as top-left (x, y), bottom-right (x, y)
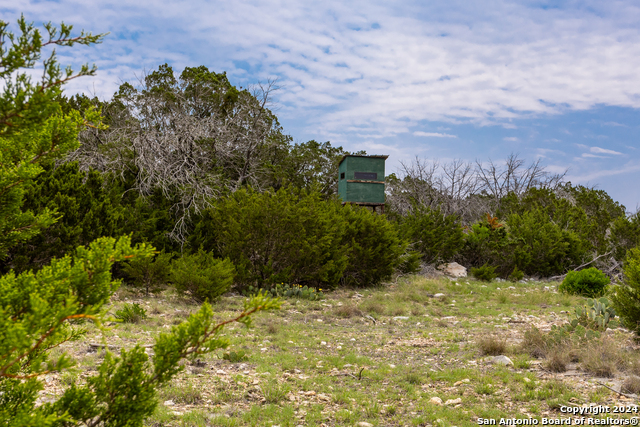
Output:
top-left (434, 293), bottom-right (446, 298)
top-left (445, 397), bottom-right (462, 406)
top-left (454, 379), bottom-right (471, 386)
top-left (440, 262), bottom-right (467, 278)
top-left (393, 316), bottom-right (409, 320)
top-left (491, 355), bottom-right (513, 366)
top-left (164, 400), bottom-right (175, 406)
top-left (429, 396), bottom-right (443, 405)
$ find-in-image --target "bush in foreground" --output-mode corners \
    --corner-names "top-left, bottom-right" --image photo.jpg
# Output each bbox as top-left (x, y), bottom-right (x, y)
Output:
top-left (1, 236), bottom-right (280, 426)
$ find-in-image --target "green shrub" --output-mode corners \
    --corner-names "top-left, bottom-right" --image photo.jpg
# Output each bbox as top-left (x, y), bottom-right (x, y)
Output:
top-left (122, 250), bottom-right (173, 294)
top-left (115, 303), bottom-right (148, 323)
top-left (610, 213), bottom-right (640, 261)
top-left (508, 208), bottom-right (589, 277)
top-left (470, 264), bottom-right (498, 282)
top-left (0, 162), bottom-right (127, 274)
top-left (508, 266), bottom-right (524, 282)
top-left (340, 205), bottom-right (406, 287)
top-left (559, 267), bottom-right (610, 297)
top-left (499, 185), bottom-right (623, 266)
top-left (171, 250), bottom-right (235, 301)
top-left (460, 216), bottom-right (510, 272)
top-left (611, 247), bottom-right (640, 335)
top-left (399, 207), bottom-right (464, 264)
top-left (190, 187), bottom-right (348, 290)
top-left (222, 350), bottom-right (248, 363)
top-left (398, 250), bottom-right (422, 274)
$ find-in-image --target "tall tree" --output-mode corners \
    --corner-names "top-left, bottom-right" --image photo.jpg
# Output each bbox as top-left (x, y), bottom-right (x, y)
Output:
top-left (0, 15), bottom-right (103, 258)
top-left (68, 65), bottom-right (291, 242)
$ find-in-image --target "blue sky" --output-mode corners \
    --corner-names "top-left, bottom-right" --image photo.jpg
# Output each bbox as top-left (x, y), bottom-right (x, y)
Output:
top-left (4, 0), bottom-right (640, 210)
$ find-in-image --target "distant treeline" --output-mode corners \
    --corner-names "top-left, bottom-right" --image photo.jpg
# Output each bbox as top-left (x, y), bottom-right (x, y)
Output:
top-left (3, 64), bottom-right (639, 289)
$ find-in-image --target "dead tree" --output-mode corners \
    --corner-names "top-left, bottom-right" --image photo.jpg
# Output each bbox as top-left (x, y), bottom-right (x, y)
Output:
top-left (67, 66), bottom-right (286, 243)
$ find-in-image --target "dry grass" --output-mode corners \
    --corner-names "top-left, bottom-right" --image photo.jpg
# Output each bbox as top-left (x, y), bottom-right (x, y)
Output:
top-left (622, 376), bottom-right (640, 394)
top-left (544, 346), bottom-right (570, 373)
top-left (521, 327), bottom-right (548, 359)
top-left (477, 334), bottom-right (507, 356)
top-left (160, 383), bottom-right (204, 405)
top-left (580, 336), bottom-right (626, 378)
top-left (266, 322), bottom-right (279, 334)
top-left (333, 304), bottom-right (362, 318)
top-left (361, 301), bottom-right (385, 315)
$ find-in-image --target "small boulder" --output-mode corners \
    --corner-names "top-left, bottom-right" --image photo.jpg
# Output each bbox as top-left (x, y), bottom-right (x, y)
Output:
top-left (491, 355), bottom-right (513, 366)
top-left (440, 262), bottom-right (467, 278)
top-left (429, 396), bottom-right (443, 405)
top-left (445, 397), bottom-right (462, 406)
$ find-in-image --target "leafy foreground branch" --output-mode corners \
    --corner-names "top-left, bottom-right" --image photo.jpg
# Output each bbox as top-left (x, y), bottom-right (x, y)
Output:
top-left (0, 235), bottom-right (281, 427)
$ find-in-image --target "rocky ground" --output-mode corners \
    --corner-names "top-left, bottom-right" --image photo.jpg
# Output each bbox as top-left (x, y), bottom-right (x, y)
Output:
top-left (38, 275), bottom-right (640, 427)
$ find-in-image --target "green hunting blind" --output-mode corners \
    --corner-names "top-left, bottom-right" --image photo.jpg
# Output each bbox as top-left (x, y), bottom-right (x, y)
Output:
top-left (338, 155), bottom-right (388, 212)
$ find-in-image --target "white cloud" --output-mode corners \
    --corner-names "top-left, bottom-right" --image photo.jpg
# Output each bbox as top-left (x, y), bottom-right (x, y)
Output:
top-left (413, 131), bottom-right (457, 138)
top-left (503, 137), bottom-right (519, 142)
top-left (568, 159), bottom-right (640, 183)
top-left (6, 0), bottom-right (640, 137)
top-left (590, 146), bottom-right (623, 155)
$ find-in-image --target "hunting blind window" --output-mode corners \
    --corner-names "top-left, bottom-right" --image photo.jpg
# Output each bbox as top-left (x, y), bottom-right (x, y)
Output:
top-left (340, 172), bottom-right (345, 180)
top-left (354, 172), bottom-right (377, 180)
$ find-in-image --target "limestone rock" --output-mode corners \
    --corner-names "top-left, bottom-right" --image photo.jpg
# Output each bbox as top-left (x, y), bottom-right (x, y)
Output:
top-left (440, 262), bottom-right (467, 278)
top-left (429, 396), bottom-right (443, 405)
top-left (491, 355), bottom-right (513, 366)
top-left (445, 397), bottom-right (462, 406)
